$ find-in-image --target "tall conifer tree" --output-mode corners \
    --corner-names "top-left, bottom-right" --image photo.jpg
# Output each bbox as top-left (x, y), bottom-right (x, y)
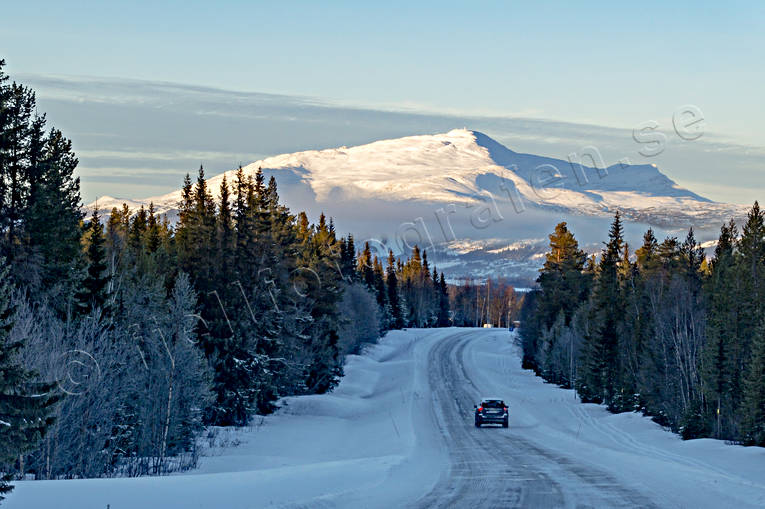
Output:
top-left (76, 208), bottom-right (110, 315)
top-left (579, 213), bottom-right (625, 407)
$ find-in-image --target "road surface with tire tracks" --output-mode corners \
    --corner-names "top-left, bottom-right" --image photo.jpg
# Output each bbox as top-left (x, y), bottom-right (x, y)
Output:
top-left (414, 329), bottom-right (659, 508)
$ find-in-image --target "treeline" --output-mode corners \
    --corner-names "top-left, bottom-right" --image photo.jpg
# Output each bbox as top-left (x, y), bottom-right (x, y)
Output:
top-left (450, 278), bottom-right (521, 327)
top-left (342, 240), bottom-right (450, 331)
top-left (0, 60), bottom-right (452, 494)
top-left (520, 205), bottom-right (765, 445)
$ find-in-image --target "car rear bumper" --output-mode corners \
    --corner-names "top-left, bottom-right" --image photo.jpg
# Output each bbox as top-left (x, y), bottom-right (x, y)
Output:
top-left (478, 414), bottom-right (508, 423)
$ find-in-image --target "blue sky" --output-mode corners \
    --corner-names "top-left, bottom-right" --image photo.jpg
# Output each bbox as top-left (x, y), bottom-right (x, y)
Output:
top-left (1, 1), bottom-right (763, 203)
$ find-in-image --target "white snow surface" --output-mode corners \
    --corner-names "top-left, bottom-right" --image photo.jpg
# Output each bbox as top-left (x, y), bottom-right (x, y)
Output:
top-left (8, 328), bottom-right (765, 508)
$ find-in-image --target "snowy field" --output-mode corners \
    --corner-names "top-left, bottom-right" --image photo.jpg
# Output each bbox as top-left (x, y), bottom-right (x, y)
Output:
top-left (7, 328), bottom-right (765, 508)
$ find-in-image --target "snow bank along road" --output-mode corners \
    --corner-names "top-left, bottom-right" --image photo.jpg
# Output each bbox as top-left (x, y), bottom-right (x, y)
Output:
top-left (8, 328), bottom-right (765, 508)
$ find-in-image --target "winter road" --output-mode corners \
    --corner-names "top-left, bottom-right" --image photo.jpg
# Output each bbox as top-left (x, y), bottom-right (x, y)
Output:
top-left (8, 328), bottom-right (765, 509)
top-left (415, 329), bottom-right (659, 508)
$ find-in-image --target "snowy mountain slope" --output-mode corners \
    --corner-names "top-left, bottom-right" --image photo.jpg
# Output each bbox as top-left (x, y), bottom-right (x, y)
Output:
top-left (9, 329), bottom-right (765, 508)
top-left (91, 129), bottom-right (742, 223)
top-left (89, 130), bottom-right (746, 282)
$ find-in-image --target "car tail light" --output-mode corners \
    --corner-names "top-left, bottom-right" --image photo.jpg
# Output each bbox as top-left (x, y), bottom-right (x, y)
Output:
top-left (504, 407), bottom-right (508, 412)
top-left (478, 407), bottom-right (483, 412)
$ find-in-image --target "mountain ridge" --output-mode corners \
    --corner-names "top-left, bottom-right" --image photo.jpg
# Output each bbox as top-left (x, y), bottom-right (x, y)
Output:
top-left (89, 129), bottom-right (738, 225)
top-left (88, 129), bottom-right (746, 282)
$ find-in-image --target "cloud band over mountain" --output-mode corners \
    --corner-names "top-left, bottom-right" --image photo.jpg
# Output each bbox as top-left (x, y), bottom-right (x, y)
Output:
top-left (20, 73), bottom-right (765, 206)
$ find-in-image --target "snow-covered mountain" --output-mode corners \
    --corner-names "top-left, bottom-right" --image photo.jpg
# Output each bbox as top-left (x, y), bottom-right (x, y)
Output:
top-left (90, 129), bottom-right (746, 283)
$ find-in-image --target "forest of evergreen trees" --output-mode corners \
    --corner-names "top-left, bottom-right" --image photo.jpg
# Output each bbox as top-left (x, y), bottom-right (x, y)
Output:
top-left (520, 206), bottom-right (765, 445)
top-left (0, 61), bottom-right (459, 493)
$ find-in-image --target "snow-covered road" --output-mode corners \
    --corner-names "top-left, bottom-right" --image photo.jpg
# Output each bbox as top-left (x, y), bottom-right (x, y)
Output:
top-left (8, 328), bottom-right (765, 508)
top-left (416, 330), bottom-right (657, 508)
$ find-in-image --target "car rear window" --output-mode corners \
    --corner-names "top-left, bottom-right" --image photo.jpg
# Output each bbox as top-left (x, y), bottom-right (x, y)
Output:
top-left (482, 400), bottom-right (504, 408)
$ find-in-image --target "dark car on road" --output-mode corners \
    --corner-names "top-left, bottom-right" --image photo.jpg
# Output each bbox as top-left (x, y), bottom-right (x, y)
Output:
top-left (474, 398), bottom-right (508, 428)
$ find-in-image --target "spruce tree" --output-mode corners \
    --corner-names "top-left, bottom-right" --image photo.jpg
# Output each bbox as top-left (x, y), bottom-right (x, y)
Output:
top-left (232, 167), bottom-right (250, 252)
top-left (25, 129), bottom-right (83, 293)
top-left (175, 173), bottom-right (194, 256)
top-left (193, 166), bottom-right (217, 286)
top-left (105, 206), bottom-right (126, 265)
top-left (635, 228), bottom-right (659, 272)
top-left (438, 272), bottom-right (450, 326)
top-left (301, 214), bottom-right (343, 393)
top-left (702, 221), bottom-right (740, 437)
top-left (578, 212), bottom-right (625, 407)
top-left (217, 175), bottom-right (234, 277)
top-left (358, 242), bottom-right (375, 290)
top-left (737, 202), bottom-right (765, 374)
top-left (631, 228), bottom-right (661, 414)
top-left (339, 234), bottom-right (356, 283)
top-left (76, 207), bottom-right (110, 315)
top-left (146, 202), bottom-right (161, 254)
top-left (681, 228), bottom-right (704, 293)
top-left (386, 250), bottom-right (403, 329)
top-left (1, 81), bottom-right (34, 252)
top-left (733, 203), bottom-right (765, 441)
top-left (742, 320), bottom-right (765, 445)
top-left (373, 256), bottom-right (387, 309)
top-left (262, 176), bottom-right (303, 405)
top-left (265, 176), bottom-right (279, 211)
top-left (128, 206), bottom-right (148, 253)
